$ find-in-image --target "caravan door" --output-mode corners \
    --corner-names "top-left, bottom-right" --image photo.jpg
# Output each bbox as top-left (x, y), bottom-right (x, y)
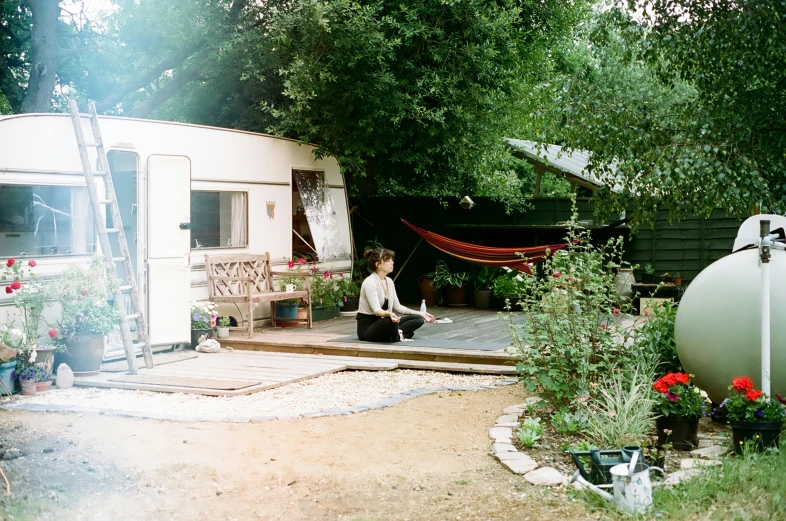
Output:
top-left (146, 155), bottom-right (191, 345)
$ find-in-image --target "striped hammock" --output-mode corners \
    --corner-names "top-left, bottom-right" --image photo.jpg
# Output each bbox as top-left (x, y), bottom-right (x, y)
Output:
top-left (401, 220), bottom-right (572, 274)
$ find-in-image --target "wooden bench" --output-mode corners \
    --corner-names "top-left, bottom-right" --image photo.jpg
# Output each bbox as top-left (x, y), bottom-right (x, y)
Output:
top-left (205, 253), bottom-right (312, 337)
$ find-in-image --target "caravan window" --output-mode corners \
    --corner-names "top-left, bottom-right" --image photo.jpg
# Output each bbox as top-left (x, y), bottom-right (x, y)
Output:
top-left (190, 191), bottom-right (248, 249)
top-left (0, 184), bottom-right (96, 258)
top-left (292, 170), bottom-right (351, 262)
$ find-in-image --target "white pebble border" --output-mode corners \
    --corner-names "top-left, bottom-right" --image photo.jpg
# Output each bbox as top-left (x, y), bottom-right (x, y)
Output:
top-left (490, 400), bottom-right (729, 488)
top-left (0, 370), bottom-right (516, 422)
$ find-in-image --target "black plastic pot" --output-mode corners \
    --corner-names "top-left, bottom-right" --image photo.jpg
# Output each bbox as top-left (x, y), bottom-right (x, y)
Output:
top-left (474, 289), bottom-right (493, 309)
top-left (730, 421), bottom-right (783, 454)
top-left (656, 414), bottom-right (700, 451)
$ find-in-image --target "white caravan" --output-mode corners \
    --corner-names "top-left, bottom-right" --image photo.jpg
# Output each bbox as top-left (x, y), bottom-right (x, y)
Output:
top-left (0, 113), bottom-right (353, 358)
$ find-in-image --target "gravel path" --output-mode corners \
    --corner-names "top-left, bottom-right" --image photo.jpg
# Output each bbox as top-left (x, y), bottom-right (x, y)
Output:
top-left (1, 370), bottom-right (512, 422)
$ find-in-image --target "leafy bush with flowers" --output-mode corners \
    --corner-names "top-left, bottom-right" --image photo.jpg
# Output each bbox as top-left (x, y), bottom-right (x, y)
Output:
top-left (652, 372), bottom-right (710, 418)
top-left (1, 257), bottom-right (49, 346)
top-left (11, 365), bottom-right (38, 382)
top-left (723, 376), bottom-right (786, 423)
top-left (191, 301), bottom-right (218, 330)
top-left (53, 256), bottom-right (121, 337)
top-left (335, 273), bottom-right (359, 299)
top-left (508, 198), bottom-right (643, 410)
top-left (276, 257), bottom-right (308, 306)
top-left (310, 270), bottom-right (343, 309)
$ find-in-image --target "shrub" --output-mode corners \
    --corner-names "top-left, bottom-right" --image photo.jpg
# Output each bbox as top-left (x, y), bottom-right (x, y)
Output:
top-left (582, 369), bottom-right (656, 448)
top-left (634, 301), bottom-right (681, 375)
top-left (507, 201), bottom-right (640, 410)
top-left (311, 270), bottom-right (343, 309)
top-left (723, 376), bottom-right (786, 423)
top-left (552, 409), bottom-right (587, 436)
top-left (54, 257), bottom-right (120, 337)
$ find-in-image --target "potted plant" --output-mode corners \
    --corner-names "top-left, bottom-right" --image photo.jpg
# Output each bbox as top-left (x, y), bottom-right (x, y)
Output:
top-left (472, 266), bottom-right (500, 310)
top-left (431, 260), bottom-right (470, 306)
top-left (310, 269), bottom-right (342, 321)
top-left (2, 257), bottom-right (59, 381)
top-left (336, 274), bottom-right (360, 313)
top-left (14, 365), bottom-right (37, 395)
top-left (491, 272), bottom-right (528, 311)
top-left (674, 272), bottom-right (682, 286)
top-left (723, 376), bottom-right (786, 454)
top-left (215, 316), bottom-right (231, 339)
top-left (642, 263), bottom-right (655, 284)
top-left (52, 257), bottom-right (122, 374)
top-left (652, 372), bottom-right (711, 450)
top-left (190, 301), bottom-right (218, 348)
top-left (275, 258), bottom-right (308, 325)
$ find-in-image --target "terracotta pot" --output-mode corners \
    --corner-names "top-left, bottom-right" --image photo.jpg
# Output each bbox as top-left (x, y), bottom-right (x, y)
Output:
top-left (56, 334), bottom-right (106, 376)
top-left (443, 285), bottom-right (468, 307)
top-left (419, 276), bottom-right (437, 307)
top-left (36, 380), bottom-right (53, 392)
top-left (656, 414), bottom-right (700, 451)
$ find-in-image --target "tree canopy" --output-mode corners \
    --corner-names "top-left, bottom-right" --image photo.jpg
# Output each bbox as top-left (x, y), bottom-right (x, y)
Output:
top-left (526, 1), bottom-right (786, 224)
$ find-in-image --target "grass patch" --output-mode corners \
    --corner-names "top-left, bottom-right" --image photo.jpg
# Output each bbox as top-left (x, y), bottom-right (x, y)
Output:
top-left (579, 448), bottom-right (786, 520)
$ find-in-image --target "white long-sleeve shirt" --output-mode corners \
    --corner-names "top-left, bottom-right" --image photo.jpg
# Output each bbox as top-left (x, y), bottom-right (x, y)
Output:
top-left (357, 273), bottom-right (415, 316)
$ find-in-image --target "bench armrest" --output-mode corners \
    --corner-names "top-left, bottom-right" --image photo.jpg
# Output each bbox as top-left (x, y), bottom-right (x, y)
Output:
top-left (270, 271), bottom-right (311, 278)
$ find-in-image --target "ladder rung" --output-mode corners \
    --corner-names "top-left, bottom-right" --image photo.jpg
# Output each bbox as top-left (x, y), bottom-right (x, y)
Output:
top-left (132, 342), bottom-right (148, 349)
top-left (112, 256), bottom-right (126, 263)
top-left (99, 199), bottom-right (114, 204)
top-left (119, 285), bottom-right (133, 292)
top-left (126, 313), bottom-right (140, 320)
top-left (85, 142), bottom-right (99, 147)
top-left (105, 228), bottom-right (120, 233)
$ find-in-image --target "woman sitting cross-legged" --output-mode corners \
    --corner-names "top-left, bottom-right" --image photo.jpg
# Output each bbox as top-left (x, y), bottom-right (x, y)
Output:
top-left (357, 247), bottom-right (435, 342)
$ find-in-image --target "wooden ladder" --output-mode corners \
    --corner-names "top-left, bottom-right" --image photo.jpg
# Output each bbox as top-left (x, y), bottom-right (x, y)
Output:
top-left (67, 99), bottom-right (154, 373)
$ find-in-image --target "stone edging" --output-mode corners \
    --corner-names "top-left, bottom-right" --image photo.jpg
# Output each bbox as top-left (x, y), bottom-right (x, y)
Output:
top-left (491, 399), bottom-right (730, 488)
top-left (0, 378), bottom-right (519, 423)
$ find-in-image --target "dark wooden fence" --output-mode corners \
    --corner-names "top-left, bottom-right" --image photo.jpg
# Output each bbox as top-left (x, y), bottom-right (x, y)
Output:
top-left (349, 196), bottom-right (744, 304)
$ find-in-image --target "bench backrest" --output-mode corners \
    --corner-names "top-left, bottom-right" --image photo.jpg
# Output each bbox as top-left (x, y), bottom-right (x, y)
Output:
top-left (204, 253), bottom-right (275, 299)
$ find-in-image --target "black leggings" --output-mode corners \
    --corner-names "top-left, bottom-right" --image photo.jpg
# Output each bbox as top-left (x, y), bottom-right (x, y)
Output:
top-left (356, 314), bottom-right (425, 342)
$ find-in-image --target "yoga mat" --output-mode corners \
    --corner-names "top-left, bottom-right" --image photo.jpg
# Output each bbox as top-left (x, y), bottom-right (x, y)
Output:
top-left (327, 335), bottom-right (508, 351)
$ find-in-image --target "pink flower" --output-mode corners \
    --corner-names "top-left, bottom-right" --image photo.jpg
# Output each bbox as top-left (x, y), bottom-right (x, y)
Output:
top-left (28, 260), bottom-right (37, 267)
top-left (310, 266), bottom-right (319, 274)
top-left (80, 289), bottom-right (89, 296)
top-left (48, 328), bottom-right (59, 339)
top-left (552, 272), bottom-right (561, 278)
top-left (339, 273), bottom-right (344, 278)
top-left (666, 392), bottom-right (679, 402)
top-left (643, 309), bottom-right (650, 316)
top-left (287, 260), bottom-right (295, 269)
top-left (298, 257), bottom-right (306, 265)
top-left (6, 258), bottom-right (15, 267)
top-left (612, 308), bottom-right (620, 316)
top-left (600, 323), bottom-right (607, 330)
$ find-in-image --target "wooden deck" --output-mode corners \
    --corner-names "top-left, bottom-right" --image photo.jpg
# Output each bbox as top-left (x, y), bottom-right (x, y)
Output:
top-left (224, 306), bottom-right (524, 366)
top-left (71, 308), bottom-right (522, 396)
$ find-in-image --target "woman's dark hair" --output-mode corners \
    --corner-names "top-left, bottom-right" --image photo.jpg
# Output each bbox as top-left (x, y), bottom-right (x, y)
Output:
top-left (364, 247), bottom-right (395, 273)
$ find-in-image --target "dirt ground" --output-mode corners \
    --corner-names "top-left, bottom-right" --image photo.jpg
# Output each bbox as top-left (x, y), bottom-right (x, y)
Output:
top-left (0, 385), bottom-right (595, 521)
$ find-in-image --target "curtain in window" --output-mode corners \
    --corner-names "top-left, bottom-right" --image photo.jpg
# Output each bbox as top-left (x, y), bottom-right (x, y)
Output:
top-left (230, 192), bottom-right (247, 248)
top-left (70, 188), bottom-right (90, 254)
top-left (292, 170), bottom-right (350, 261)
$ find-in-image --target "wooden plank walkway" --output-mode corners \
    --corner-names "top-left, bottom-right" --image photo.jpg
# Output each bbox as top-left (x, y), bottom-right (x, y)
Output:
top-left (74, 347), bottom-right (517, 396)
top-left (225, 307), bottom-right (525, 366)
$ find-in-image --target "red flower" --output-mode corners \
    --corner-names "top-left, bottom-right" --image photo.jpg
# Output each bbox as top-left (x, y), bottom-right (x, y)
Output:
top-left (600, 323), bottom-right (607, 330)
top-left (6, 258), bottom-right (15, 267)
top-left (28, 260), bottom-right (37, 267)
top-left (4, 286), bottom-right (12, 294)
top-left (552, 272), bottom-right (561, 278)
top-left (653, 378), bottom-right (670, 394)
top-left (323, 271), bottom-right (331, 279)
top-left (10, 281), bottom-right (21, 290)
top-left (732, 376), bottom-right (754, 392)
top-left (661, 373), bottom-right (678, 388)
top-left (287, 260), bottom-right (295, 269)
top-left (48, 328), bottom-right (59, 339)
top-left (674, 373), bottom-right (690, 385)
top-left (80, 289), bottom-right (89, 296)
top-left (612, 308), bottom-right (620, 316)
top-left (297, 257), bottom-right (306, 265)
top-left (745, 389), bottom-right (763, 402)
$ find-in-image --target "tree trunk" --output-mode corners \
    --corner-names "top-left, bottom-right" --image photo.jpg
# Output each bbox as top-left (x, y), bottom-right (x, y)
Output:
top-left (20, 0), bottom-right (62, 113)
